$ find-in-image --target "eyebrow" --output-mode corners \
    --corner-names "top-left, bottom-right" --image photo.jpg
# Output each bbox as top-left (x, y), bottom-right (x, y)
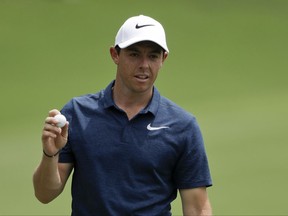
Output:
top-left (126, 46), bottom-right (139, 52)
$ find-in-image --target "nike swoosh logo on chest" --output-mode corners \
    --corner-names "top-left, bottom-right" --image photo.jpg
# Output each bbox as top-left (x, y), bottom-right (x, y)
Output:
top-left (147, 123), bottom-right (169, 131)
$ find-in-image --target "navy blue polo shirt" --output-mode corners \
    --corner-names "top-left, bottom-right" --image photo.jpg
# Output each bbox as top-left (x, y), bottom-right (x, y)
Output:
top-left (59, 81), bottom-right (212, 216)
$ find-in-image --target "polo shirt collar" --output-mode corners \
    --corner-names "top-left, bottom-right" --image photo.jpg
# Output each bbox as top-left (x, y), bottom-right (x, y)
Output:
top-left (103, 80), bottom-right (160, 116)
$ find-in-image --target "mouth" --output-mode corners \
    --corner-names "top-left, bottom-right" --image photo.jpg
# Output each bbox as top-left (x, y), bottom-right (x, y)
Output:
top-left (135, 74), bottom-right (149, 81)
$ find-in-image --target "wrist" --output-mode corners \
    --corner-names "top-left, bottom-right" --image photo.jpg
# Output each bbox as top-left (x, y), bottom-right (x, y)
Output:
top-left (43, 149), bottom-right (61, 158)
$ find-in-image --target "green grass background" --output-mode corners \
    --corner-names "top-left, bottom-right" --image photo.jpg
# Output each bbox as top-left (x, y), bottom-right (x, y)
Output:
top-left (1, 0), bottom-right (287, 215)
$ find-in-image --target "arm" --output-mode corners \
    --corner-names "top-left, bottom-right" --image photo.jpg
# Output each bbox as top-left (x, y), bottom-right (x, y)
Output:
top-left (180, 187), bottom-right (212, 216)
top-left (33, 109), bottom-right (73, 203)
top-left (33, 158), bottom-right (73, 203)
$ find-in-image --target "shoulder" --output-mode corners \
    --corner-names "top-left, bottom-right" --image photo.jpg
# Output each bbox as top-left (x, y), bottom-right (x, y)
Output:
top-left (72, 91), bottom-right (104, 106)
top-left (64, 90), bottom-right (104, 110)
top-left (155, 95), bottom-right (202, 137)
top-left (158, 96), bottom-right (196, 122)
top-left (63, 81), bottom-right (114, 111)
top-left (59, 90), bottom-right (105, 121)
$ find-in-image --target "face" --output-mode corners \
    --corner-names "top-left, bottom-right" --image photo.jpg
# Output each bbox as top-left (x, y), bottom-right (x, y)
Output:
top-left (110, 41), bottom-right (168, 96)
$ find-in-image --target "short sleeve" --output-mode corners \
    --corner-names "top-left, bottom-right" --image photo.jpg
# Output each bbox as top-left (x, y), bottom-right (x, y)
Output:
top-left (173, 118), bottom-right (212, 189)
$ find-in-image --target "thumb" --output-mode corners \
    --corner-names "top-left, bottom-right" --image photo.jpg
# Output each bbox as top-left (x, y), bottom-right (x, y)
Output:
top-left (49, 109), bottom-right (61, 117)
top-left (55, 121), bottom-right (69, 150)
top-left (61, 121), bottom-right (69, 140)
top-left (55, 122), bottom-right (69, 149)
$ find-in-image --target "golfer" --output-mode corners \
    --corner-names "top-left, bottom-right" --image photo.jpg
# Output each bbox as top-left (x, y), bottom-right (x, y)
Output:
top-left (33, 15), bottom-right (212, 215)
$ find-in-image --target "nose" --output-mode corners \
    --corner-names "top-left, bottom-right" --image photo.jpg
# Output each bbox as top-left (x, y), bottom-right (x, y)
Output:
top-left (139, 56), bottom-right (149, 69)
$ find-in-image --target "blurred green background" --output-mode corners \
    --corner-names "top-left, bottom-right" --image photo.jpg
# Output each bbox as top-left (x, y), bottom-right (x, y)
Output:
top-left (1, 0), bottom-right (287, 215)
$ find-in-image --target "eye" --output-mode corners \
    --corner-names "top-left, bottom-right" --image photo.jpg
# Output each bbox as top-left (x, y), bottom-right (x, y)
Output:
top-left (129, 52), bottom-right (139, 57)
top-left (149, 54), bottom-right (160, 60)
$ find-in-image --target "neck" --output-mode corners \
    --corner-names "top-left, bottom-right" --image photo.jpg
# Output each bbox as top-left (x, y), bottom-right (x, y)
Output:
top-left (112, 85), bottom-right (153, 120)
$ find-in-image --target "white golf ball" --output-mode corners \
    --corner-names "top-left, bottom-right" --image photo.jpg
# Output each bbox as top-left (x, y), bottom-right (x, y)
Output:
top-left (54, 114), bottom-right (67, 128)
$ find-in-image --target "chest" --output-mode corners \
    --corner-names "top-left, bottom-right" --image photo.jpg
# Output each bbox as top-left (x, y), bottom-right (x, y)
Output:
top-left (69, 110), bottom-right (182, 174)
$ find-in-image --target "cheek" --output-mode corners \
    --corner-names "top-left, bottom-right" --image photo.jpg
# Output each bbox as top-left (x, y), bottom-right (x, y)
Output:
top-left (117, 62), bottom-right (136, 79)
top-left (151, 63), bottom-right (162, 75)
top-left (150, 68), bottom-right (160, 83)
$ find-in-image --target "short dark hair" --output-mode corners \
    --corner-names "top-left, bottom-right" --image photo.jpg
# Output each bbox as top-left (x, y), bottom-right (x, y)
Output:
top-left (115, 45), bottom-right (121, 55)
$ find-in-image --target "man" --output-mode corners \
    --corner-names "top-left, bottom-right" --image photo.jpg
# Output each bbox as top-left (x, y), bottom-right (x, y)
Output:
top-left (33, 15), bottom-right (212, 215)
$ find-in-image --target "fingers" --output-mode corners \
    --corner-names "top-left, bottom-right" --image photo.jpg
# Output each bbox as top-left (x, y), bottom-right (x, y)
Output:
top-left (47, 109), bottom-right (68, 128)
top-left (48, 109), bottom-right (61, 117)
top-left (60, 121), bottom-right (69, 138)
top-left (43, 120), bottom-right (62, 139)
top-left (43, 111), bottom-right (68, 138)
top-left (45, 116), bottom-right (59, 127)
top-left (42, 109), bottom-right (69, 151)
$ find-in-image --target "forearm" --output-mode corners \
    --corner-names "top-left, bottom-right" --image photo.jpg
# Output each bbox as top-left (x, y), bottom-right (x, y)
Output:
top-left (183, 199), bottom-right (212, 216)
top-left (34, 109), bottom-right (71, 203)
top-left (33, 154), bottom-right (63, 203)
top-left (197, 199), bottom-right (212, 216)
top-left (180, 188), bottom-right (212, 216)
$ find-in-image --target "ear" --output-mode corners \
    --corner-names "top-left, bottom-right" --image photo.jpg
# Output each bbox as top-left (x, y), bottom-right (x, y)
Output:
top-left (162, 51), bottom-right (168, 63)
top-left (110, 47), bottom-right (119, 65)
